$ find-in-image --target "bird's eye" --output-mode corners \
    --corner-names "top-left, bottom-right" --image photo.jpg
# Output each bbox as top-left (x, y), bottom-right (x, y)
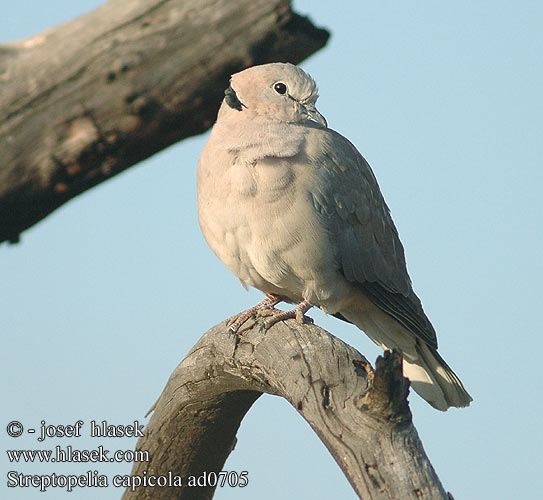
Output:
top-left (273, 82), bottom-right (287, 95)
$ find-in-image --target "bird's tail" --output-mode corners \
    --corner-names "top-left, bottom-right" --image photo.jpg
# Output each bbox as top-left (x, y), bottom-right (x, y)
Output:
top-left (402, 341), bottom-right (472, 411)
top-left (339, 305), bottom-right (472, 411)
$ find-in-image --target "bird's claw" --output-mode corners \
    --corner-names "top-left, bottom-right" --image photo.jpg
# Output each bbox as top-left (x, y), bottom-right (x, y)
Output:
top-left (262, 300), bottom-right (313, 329)
top-left (227, 295), bottom-right (282, 333)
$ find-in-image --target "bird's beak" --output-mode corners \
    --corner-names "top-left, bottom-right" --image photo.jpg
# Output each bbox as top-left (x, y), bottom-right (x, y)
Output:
top-left (304, 103), bottom-right (327, 127)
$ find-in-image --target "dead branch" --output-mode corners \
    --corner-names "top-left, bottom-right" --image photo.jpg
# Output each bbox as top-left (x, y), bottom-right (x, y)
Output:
top-left (0, 0), bottom-right (328, 243)
top-left (123, 318), bottom-right (449, 500)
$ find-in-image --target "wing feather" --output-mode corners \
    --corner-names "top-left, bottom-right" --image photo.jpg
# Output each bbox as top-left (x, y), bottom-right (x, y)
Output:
top-left (308, 127), bottom-right (438, 349)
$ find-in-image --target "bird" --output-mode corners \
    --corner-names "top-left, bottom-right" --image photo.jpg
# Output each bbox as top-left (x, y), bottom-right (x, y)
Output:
top-left (197, 62), bottom-right (472, 411)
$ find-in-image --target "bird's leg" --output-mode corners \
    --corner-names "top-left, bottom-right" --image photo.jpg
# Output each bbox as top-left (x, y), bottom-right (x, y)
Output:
top-left (262, 299), bottom-right (314, 329)
top-left (227, 294), bottom-right (282, 333)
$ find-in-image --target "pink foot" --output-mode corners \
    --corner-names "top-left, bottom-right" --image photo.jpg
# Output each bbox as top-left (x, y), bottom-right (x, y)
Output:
top-left (262, 300), bottom-right (313, 329)
top-left (228, 294), bottom-right (282, 333)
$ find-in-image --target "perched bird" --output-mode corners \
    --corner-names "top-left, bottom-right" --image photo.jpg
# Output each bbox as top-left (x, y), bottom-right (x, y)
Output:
top-left (197, 62), bottom-right (472, 411)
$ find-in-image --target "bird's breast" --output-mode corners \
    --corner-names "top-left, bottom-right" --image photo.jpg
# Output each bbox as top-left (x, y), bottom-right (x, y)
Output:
top-left (226, 157), bottom-right (295, 199)
top-left (200, 149), bottom-right (299, 287)
top-left (197, 140), bottom-right (348, 308)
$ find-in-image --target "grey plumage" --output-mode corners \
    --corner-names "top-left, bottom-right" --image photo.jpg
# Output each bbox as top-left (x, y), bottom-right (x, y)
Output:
top-left (197, 62), bottom-right (472, 410)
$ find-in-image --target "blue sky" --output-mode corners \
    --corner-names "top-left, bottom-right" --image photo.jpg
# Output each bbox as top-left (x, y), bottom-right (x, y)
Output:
top-left (1, 1), bottom-right (542, 499)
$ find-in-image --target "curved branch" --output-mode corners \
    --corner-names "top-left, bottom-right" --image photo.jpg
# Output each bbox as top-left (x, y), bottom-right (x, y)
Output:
top-left (124, 319), bottom-right (448, 500)
top-left (0, 0), bottom-right (329, 243)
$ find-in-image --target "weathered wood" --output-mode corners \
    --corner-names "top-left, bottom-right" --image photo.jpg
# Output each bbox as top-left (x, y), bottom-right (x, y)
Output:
top-left (0, 0), bottom-right (328, 243)
top-left (124, 318), bottom-right (449, 500)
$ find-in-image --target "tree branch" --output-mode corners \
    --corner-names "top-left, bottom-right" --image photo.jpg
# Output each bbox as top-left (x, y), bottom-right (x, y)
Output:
top-left (0, 0), bottom-right (328, 243)
top-left (123, 318), bottom-right (449, 500)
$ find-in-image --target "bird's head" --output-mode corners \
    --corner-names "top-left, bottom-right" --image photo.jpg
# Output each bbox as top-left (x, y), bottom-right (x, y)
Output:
top-left (222, 62), bottom-right (327, 127)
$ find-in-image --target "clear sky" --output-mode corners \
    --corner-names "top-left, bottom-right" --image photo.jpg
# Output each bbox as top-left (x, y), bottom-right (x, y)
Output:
top-left (1, 1), bottom-right (542, 499)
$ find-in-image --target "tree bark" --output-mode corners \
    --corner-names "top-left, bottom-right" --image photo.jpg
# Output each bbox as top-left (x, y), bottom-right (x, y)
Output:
top-left (0, 0), bottom-right (328, 243)
top-left (123, 318), bottom-right (449, 500)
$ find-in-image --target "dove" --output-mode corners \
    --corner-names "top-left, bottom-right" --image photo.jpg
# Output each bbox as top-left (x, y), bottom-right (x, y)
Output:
top-left (197, 62), bottom-right (472, 410)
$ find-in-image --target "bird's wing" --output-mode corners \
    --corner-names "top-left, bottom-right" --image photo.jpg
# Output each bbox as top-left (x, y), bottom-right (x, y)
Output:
top-left (307, 126), bottom-right (438, 349)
